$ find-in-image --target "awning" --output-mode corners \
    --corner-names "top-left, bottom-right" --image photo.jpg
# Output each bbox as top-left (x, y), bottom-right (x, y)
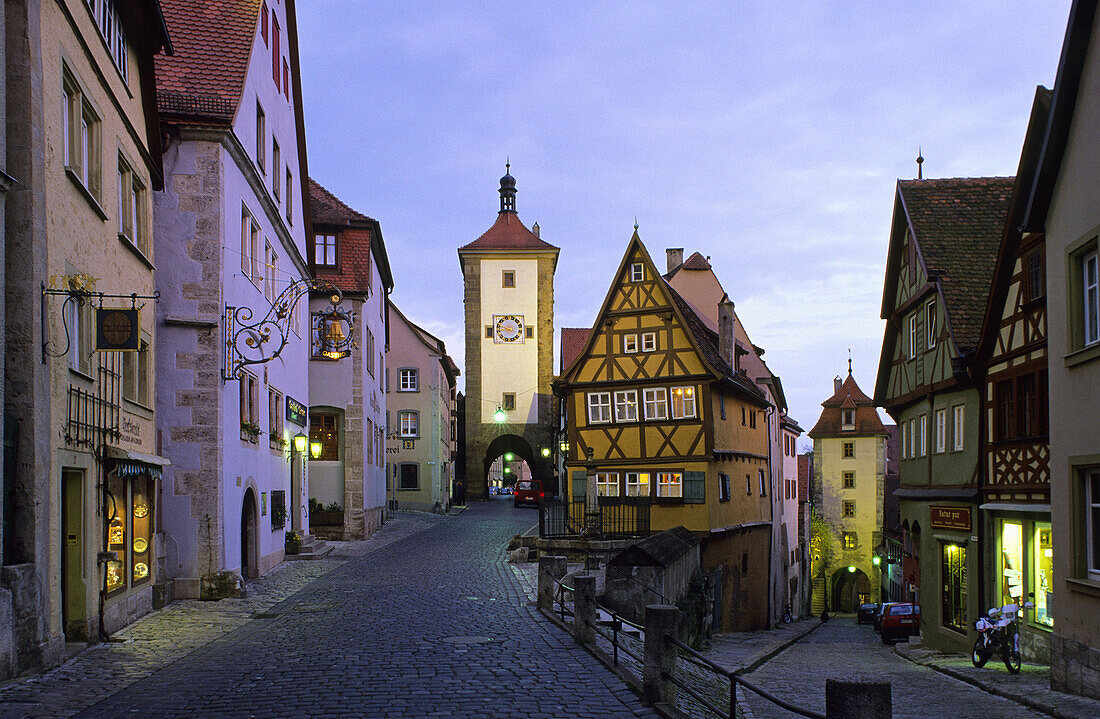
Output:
top-left (979, 502), bottom-right (1051, 514)
top-left (104, 446), bottom-right (171, 480)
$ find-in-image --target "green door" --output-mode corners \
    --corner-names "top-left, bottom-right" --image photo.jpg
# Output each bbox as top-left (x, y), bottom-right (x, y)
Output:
top-left (61, 470), bottom-right (87, 641)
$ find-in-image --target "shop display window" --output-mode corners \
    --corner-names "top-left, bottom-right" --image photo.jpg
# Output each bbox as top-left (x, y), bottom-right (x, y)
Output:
top-left (941, 542), bottom-right (967, 633)
top-left (131, 478), bottom-right (152, 585)
top-left (1033, 523), bottom-right (1054, 627)
top-left (106, 474), bottom-right (127, 593)
top-left (1000, 521), bottom-right (1024, 605)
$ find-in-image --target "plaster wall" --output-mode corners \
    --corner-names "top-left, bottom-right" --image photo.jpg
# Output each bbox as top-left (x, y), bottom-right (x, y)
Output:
top-left (479, 258), bottom-right (538, 424)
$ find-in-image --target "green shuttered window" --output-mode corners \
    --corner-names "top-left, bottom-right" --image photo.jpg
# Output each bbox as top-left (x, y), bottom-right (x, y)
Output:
top-left (684, 471), bottom-right (705, 504)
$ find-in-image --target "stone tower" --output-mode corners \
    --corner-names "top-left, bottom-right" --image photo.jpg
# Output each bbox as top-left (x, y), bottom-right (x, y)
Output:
top-left (458, 168), bottom-right (559, 500)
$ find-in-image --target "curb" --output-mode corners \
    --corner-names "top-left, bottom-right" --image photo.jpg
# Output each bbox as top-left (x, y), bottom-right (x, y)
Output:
top-left (736, 619), bottom-right (826, 674)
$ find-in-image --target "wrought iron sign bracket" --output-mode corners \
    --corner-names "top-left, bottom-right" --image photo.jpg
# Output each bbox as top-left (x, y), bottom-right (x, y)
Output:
top-left (41, 281), bottom-right (159, 364)
top-left (223, 278), bottom-right (353, 381)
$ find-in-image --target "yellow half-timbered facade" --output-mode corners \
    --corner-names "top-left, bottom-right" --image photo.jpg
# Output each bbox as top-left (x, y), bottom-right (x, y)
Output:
top-left (558, 232), bottom-right (773, 630)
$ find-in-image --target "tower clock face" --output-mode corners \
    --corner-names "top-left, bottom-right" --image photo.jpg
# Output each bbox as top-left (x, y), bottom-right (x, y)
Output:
top-left (494, 315), bottom-right (524, 343)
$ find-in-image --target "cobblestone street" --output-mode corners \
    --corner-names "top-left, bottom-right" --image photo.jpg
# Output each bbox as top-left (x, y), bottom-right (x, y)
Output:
top-left (0, 501), bottom-right (656, 719)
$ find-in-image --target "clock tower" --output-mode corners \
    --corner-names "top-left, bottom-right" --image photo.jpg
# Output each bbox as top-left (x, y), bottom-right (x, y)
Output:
top-left (458, 167), bottom-right (559, 500)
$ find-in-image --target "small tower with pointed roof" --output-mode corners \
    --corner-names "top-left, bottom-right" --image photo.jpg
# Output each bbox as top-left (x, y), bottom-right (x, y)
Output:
top-left (808, 365), bottom-right (889, 613)
top-left (458, 168), bottom-right (560, 500)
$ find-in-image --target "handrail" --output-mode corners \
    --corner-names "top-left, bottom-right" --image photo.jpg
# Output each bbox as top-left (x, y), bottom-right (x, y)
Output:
top-left (661, 669), bottom-right (728, 717)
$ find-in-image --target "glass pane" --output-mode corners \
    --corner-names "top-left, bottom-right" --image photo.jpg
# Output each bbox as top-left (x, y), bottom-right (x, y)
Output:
top-left (106, 473), bottom-right (127, 593)
top-left (999, 521), bottom-right (1023, 605)
top-left (131, 477), bottom-right (152, 585)
top-left (1034, 523), bottom-right (1053, 626)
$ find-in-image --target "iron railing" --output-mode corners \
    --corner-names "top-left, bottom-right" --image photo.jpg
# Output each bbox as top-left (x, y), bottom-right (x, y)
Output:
top-left (539, 498), bottom-right (651, 539)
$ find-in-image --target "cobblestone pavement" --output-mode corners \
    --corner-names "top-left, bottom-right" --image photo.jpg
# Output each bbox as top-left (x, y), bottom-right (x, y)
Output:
top-left (738, 616), bottom-right (1052, 719)
top-left (0, 500), bottom-right (659, 718)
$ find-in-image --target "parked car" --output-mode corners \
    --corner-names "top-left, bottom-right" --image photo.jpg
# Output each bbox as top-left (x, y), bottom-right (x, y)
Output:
top-left (513, 479), bottom-right (544, 508)
top-left (857, 603), bottom-right (878, 624)
top-left (873, 602), bottom-right (899, 632)
top-left (880, 602), bottom-right (920, 644)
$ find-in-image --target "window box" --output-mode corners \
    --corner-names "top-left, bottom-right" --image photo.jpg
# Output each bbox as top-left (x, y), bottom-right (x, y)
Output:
top-left (241, 421), bottom-right (262, 443)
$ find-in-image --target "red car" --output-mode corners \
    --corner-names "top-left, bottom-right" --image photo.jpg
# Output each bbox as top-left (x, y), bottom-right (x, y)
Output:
top-left (880, 602), bottom-right (921, 644)
top-left (513, 480), bottom-right (545, 508)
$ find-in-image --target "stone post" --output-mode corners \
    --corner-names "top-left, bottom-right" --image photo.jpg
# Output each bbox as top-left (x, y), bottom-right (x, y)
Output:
top-left (584, 448), bottom-right (600, 535)
top-left (572, 574), bottom-right (596, 645)
top-left (538, 555), bottom-right (568, 612)
top-left (642, 604), bottom-right (680, 707)
top-left (825, 679), bottom-right (891, 719)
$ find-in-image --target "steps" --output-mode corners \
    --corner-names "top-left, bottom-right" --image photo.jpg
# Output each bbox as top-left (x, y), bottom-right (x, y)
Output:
top-left (285, 535), bottom-right (333, 561)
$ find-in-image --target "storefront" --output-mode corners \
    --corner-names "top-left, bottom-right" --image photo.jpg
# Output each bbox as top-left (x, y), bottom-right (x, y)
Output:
top-left (102, 447), bottom-right (169, 635)
top-left (981, 503), bottom-right (1053, 662)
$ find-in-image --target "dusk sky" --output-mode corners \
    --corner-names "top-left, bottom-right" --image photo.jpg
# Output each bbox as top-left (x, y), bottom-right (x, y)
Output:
top-left (297, 1), bottom-right (1072, 445)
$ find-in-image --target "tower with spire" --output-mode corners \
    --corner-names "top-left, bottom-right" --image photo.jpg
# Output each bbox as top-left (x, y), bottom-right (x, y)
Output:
top-left (457, 167), bottom-right (560, 500)
top-left (807, 364), bottom-right (889, 613)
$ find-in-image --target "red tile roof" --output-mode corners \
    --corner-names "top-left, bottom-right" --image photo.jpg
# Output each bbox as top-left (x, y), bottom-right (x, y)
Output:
top-left (899, 177), bottom-right (1014, 352)
top-left (560, 328), bottom-right (591, 373)
top-left (155, 0), bottom-right (260, 123)
top-left (309, 178), bottom-right (378, 295)
top-left (683, 252), bottom-right (711, 270)
top-left (808, 371), bottom-right (887, 438)
top-left (459, 212), bottom-right (559, 252)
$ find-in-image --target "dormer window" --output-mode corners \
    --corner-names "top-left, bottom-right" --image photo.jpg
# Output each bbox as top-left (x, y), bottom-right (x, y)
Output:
top-left (314, 233), bottom-right (337, 266)
top-left (842, 409), bottom-right (855, 428)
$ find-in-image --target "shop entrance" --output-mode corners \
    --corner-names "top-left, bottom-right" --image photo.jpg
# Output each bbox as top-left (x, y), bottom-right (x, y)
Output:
top-left (61, 469), bottom-right (87, 641)
top-left (241, 488), bottom-right (258, 580)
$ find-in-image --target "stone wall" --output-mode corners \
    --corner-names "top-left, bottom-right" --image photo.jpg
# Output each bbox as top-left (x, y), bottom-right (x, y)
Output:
top-left (1051, 633), bottom-right (1100, 700)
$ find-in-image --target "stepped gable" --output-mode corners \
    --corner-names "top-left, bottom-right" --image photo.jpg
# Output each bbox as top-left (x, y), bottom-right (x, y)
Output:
top-left (899, 176), bottom-right (1014, 353)
top-left (459, 212), bottom-right (558, 252)
top-left (808, 371), bottom-right (888, 438)
top-left (155, 0), bottom-right (259, 123)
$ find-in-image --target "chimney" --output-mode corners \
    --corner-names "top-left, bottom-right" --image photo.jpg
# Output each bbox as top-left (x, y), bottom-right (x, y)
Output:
top-left (718, 294), bottom-right (735, 369)
top-left (666, 248), bottom-right (684, 273)
top-left (834, 375), bottom-right (842, 394)
top-left (532, 222), bottom-right (540, 238)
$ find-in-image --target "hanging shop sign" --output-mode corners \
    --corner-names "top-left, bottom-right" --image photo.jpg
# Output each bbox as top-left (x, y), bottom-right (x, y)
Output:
top-left (929, 505), bottom-right (971, 532)
top-left (96, 308), bottom-right (140, 351)
top-left (286, 396), bottom-right (307, 426)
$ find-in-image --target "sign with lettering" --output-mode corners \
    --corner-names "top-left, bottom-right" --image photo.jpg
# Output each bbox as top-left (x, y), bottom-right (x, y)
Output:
top-left (929, 505), bottom-right (971, 532)
top-left (286, 396), bottom-right (307, 426)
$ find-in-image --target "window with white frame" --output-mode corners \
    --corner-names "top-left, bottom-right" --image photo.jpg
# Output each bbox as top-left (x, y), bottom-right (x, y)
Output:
top-left (66, 298), bottom-right (94, 375)
top-left (718, 473), bottom-right (731, 502)
top-left (264, 241), bottom-right (279, 302)
top-left (909, 313), bottom-right (918, 360)
top-left (1086, 469), bottom-right (1100, 581)
top-left (272, 138), bottom-right (281, 201)
top-left (670, 386), bottom-right (696, 419)
top-left (587, 392), bottom-right (611, 424)
top-left (901, 421), bottom-right (908, 459)
top-left (597, 472), bottom-right (619, 497)
top-left (241, 205), bottom-right (260, 282)
top-left (116, 155), bottom-right (147, 254)
top-left (625, 472), bottom-right (650, 497)
top-left (255, 101), bottom-right (265, 173)
top-left (239, 371), bottom-right (259, 441)
top-left (399, 411), bottom-right (419, 438)
top-left (926, 300), bottom-right (937, 349)
top-left (643, 388), bottom-right (668, 420)
top-left (623, 334), bottom-right (638, 353)
top-left (641, 332), bottom-right (656, 352)
top-left (1084, 249), bottom-right (1099, 347)
top-left (952, 405), bottom-right (965, 451)
top-left (657, 472), bottom-right (682, 498)
top-left (919, 414), bottom-right (927, 456)
top-left (286, 167), bottom-right (293, 224)
top-left (630, 262), bottom-right (644, 282)
top-left (614, 390), bottom-right (638, 422)
top-left (314, 233), bottom-right (337, 266)
top-left (398, 368), bottom-right (418, 392)
top-left (85, 0), bottom-right (128, 82)
top-left (759, 469), bottom-right (767, 496)
top-left (62, 69), bottom-right (101, 201)
top-left (934, 408), bottom-right (946, 453)
top-left (364, 328), bottom-right (375, 377)
top-left (908, 418), bottom-right (917, 457)
top-left (841, 409), bottom-right (855, 428)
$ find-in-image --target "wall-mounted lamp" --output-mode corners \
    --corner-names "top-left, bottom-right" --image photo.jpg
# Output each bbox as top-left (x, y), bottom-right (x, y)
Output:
top-left (559, 440), bottom-right (569, 453)
top-left (541, 447), bottom-right (551, 458)
top-left (493, 408), bottom-right (506, 423)
top-left (294, 431), bottom-right (308, 455)
top-left (310, 440), bottom-right (323, 459)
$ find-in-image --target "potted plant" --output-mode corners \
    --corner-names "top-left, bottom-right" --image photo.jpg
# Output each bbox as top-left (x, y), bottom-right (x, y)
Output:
top-left (285, 530), bottom-right (301, 555)
top-left (269, 432), bottom-right (288, 450)
top-left (241, 421), bottom-right (262, 442)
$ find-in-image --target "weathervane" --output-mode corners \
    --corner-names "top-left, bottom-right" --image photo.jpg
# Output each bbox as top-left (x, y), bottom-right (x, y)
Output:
top-left (224, 278), bottom-right (354, 380)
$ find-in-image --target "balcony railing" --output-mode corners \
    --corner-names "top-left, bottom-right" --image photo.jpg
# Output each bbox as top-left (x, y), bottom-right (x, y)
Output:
top-left (539, 497), bottom-right (650, 540)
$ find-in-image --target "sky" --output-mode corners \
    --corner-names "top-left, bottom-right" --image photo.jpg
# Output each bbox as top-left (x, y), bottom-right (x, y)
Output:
top-left (297, 1), bottom-right (1072, 449)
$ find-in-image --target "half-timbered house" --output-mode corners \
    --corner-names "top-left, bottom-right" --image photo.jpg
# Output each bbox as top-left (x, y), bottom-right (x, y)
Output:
top-left (558, 232), bottom-right (772, 631)
top-left (974, 88), bottom-right (1054, 663)
top-left (874, 176), bottom-right (1013, 653)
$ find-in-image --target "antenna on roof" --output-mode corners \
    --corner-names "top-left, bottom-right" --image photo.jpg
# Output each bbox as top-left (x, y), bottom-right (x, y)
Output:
top-left (916, 147), bottom-right (924, 180)
top-left (848, 348), bottom-right (852, 375)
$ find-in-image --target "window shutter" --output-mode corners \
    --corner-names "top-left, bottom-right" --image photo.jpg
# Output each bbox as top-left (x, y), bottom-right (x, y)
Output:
top-left (571, 470), bottom-right (587, 502)
top-left (684, 471), bottom-right (706, 504)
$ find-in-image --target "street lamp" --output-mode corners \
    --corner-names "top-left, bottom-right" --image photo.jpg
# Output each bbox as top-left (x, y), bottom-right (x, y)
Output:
top-left (541, 447), bottom-right (551, 457)
top-left (310, 440), bottom-right (323, 459)
top-left (504, 452), bottom-right (514, 462)
top-left (493, 407), bottom-right (506, 423)
top-left (293, 431), bottom-right (308, 455)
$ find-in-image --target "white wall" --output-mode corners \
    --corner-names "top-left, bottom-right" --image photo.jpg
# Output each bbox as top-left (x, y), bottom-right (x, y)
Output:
top-left (479, 258), bottom-right (538, 423)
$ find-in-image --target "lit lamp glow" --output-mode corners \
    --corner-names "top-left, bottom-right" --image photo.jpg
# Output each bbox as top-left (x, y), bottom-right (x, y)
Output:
top-left (293, 431), bottom-right (308, 454)
top-left (504, 452), bottom-right (514, 461)
top-left (847, 566), bottom-right (856, 573)
top-left (310, 440), bottom-right (323, 459)
top-left (541, 447), bottom-right (551, 457)
top-left (559, 440), bottom-right (569, 452)
top-left (872, 556), bottom-right (881, 566)
top-left (493, 408), bottom-right (506, 423)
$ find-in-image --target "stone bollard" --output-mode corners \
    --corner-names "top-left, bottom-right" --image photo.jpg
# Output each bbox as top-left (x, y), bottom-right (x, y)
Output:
top-left (573, 574), bottom-right (597, 646)
top-left (642, 604), bottom-right (680, 707)
top-left (538, 555), bottom-right (568, 612)
top-left (825, 679), bottom-right (891, 719)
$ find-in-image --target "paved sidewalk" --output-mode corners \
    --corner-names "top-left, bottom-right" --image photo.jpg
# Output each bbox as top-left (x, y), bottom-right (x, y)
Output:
top-left (895, 644), bottom-right (1100, 719)
top-left (0, 512), bottom-right (443, 718)
top-left (705, 616), bottom-right (823, 672)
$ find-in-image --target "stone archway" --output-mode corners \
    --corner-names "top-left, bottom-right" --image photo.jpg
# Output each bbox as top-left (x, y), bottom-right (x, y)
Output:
top-left (241, 488), bottom-right (259, 580)
top-left (483, 434), bottom-right (536, 494)
top-left (831, 567), bottom-right (871, 612)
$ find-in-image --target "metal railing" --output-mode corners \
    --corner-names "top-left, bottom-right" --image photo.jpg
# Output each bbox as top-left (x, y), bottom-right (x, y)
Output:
top-left (539, 498), bottom-right (651, 539)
